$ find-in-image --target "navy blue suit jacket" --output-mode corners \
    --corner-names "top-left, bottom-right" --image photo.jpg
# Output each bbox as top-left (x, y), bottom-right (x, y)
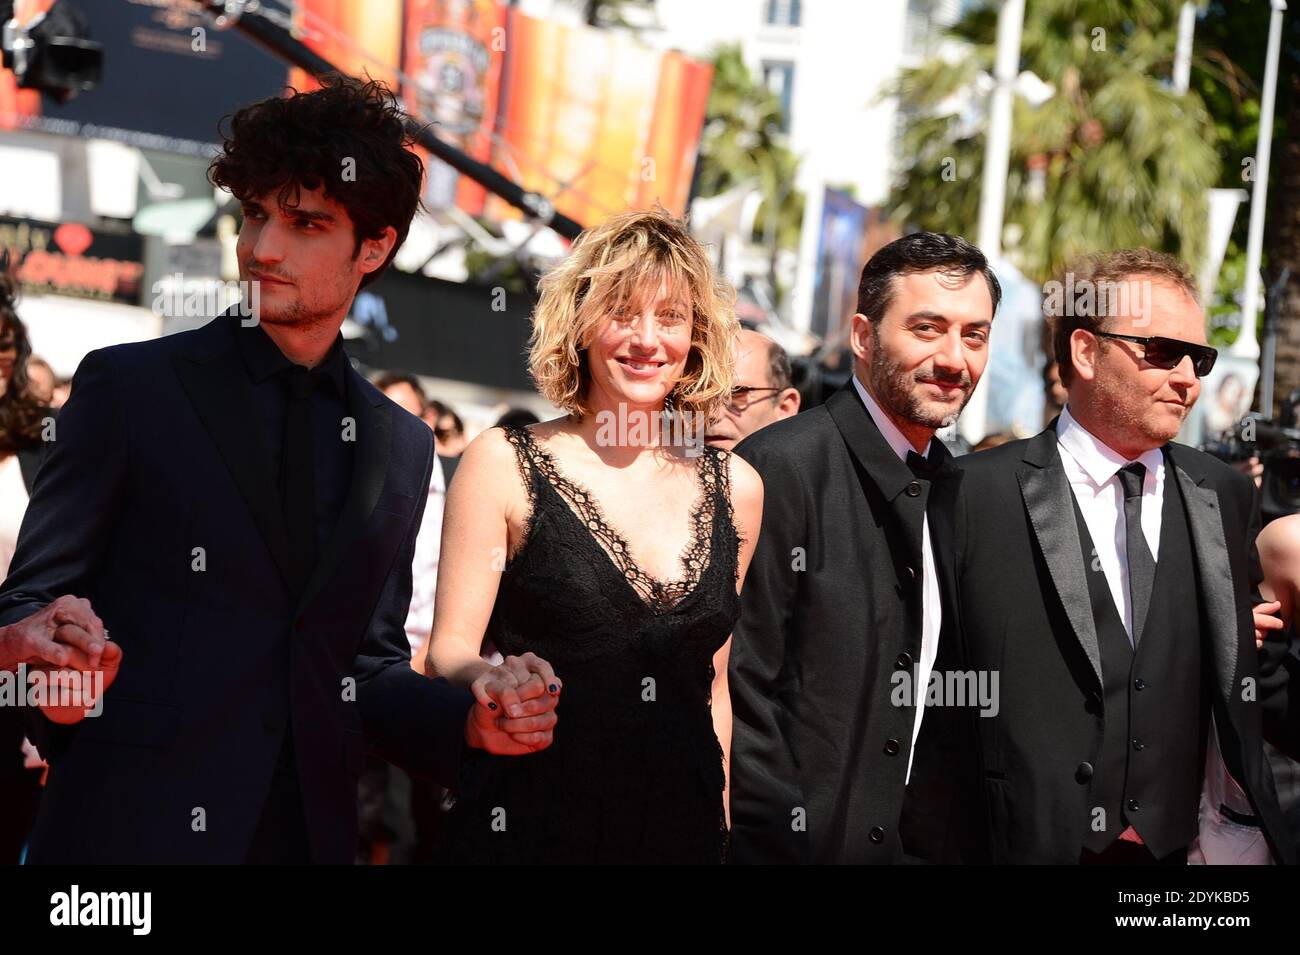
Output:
top-left (0, 314), bottom-right (475, 863)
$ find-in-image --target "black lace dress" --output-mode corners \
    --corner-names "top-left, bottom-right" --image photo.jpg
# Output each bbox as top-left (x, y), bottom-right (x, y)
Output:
top-left (437, 425), bottom-right (741, 864)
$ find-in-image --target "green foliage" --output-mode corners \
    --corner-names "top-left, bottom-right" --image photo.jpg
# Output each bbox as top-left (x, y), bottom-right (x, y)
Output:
top-left (695, 45), bottom-right (805, 249)
top-left (888, 0), bottom-right (1220, 285)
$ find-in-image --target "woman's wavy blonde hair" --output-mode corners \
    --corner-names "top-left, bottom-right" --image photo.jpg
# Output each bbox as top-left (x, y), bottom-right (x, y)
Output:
top-left (528, 207), bottom-right (738, 420)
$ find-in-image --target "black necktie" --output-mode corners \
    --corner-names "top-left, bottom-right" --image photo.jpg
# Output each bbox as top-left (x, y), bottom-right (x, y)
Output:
top-left (906, 449), bottom-right (940, 480)
top-left (282, 365), bottom-right (318, 597)
top-left (1117, 462), bottom-right (1155, 646)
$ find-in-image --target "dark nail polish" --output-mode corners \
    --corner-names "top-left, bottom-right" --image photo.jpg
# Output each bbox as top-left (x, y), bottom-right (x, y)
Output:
top-left (549, 684), bottom-right (559, 693)
top-left (488, 701), bottom-right (497, 710)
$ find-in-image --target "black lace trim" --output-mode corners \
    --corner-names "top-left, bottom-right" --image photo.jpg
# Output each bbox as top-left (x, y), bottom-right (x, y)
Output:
top-left (715, 447), bottom-right (744, 585)
top-left (503, 425), bottom-right (723, 614)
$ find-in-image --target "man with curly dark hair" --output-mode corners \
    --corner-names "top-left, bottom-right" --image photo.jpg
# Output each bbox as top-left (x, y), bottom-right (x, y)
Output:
top-left (0, 76), bottom-right (560, 864)
top-left (209, 73), bottom-right (424, 312)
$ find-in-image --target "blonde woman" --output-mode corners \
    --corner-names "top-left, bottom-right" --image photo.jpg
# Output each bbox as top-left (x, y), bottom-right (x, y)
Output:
top-left (422, 208), bottom-right (763, 863)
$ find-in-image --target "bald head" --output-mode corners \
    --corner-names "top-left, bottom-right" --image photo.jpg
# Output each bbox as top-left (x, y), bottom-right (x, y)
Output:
top-left (706, 329), bottom-right (800, 450)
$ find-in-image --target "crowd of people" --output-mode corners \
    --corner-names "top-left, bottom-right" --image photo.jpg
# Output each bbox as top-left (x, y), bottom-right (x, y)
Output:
top-left (0, 74), bottom-right (1297, 865)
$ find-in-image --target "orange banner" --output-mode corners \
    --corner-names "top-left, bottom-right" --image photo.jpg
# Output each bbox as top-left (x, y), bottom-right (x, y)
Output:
top-left (289, 0), bottom-right (403, 93)
top-left (402, 0), bottom-right (507, 215)
top-left (486, 7), bottom-right (712, 227)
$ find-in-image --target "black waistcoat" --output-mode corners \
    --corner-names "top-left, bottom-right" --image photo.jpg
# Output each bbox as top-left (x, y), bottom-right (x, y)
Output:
top-left (1070, 461), bottom-right (1210, 856)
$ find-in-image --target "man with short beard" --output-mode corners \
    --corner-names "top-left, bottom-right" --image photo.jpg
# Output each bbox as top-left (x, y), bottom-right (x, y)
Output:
top-left (728, 232), bottom-right (997, 863)
top-left (954, 249), bottom-right (1294, 864)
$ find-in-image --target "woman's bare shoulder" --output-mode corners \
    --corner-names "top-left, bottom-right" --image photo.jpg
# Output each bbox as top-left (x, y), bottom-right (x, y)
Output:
top-left (715, 447), bottom-right (763, 525)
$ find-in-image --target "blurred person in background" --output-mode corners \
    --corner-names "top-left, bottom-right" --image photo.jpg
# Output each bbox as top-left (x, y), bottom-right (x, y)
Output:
top-left (427, 399), bottom-right (466, 457)
top-left (423, 207), bottom-right (762, 863)
top-left (50, 376), bottom-right (70, 409)
top-left (1043, 359), bottom-right (1068, 425)
top-left (373, 370), bottom-right (452, 661)
top-left (24, 357), bottom-right (56, 408)
top-left (705, 329), bottom-right (800, 451)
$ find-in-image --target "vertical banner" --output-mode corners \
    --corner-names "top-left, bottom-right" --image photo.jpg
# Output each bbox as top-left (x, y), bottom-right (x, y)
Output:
top-left (402, 0), bottom-right (507, 215)
top-left (290, 0), bottom-right (403, 93)
top-left (638, 51), bottom-right (713, 215)
top-left (811, 188), bottom-right (869, 341)
top-left (487, 8), bottom-right (712, 227)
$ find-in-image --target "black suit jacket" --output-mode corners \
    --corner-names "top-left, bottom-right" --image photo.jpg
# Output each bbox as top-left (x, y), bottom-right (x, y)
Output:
top-left (729, 383), bottom-right (988, 864)
top-left (954, 426), bottom-right (1295, 864)
top-left (0, 314), bottom-right (475, 864)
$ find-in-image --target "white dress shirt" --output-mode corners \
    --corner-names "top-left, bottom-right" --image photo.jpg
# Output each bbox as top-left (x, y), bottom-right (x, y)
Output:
top-left (404, 453), bottom-right (447, 658)
top-left (852, 375), bottom-right (940, 784)
top-left (1055, 406), bottom-right (1164, 644)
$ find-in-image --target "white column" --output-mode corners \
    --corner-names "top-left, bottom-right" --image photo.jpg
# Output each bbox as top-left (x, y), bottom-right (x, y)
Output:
top-left (964, 0), bottom-right (1025, 444)
top-left (1232, 0), bottom-right (1288, 359)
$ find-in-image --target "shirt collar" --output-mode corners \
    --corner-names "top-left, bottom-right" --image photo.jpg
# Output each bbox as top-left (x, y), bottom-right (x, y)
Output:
top-left (852, 373), bottom-right (933, 463)
top-left (1056, 405), bottom-right (1163, 489)
top-left (234, 319), bottom-right (348, 396)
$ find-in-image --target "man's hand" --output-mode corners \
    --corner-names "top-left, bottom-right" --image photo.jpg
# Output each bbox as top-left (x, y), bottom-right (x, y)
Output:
top-left (1254, 599), bottom-right (1286, 648)
top-left (464, 652), bottom-right (561, 755)
top-left (36, 640), bottom-right (123, 725)
top-left (0, 596), bottom-right (109, 672)
top-left (0, 596), bottom-right (123, 725)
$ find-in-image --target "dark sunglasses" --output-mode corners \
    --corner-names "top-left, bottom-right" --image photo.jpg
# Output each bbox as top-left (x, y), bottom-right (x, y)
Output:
top-left (1093, 332), bottom-right (1218, 378)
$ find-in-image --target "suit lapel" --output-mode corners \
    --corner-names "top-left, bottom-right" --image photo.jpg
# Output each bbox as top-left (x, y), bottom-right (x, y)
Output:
top-left (825, 383), bottom-right (928, 571)
top-left (825, 383), bottom-right (916, 500)
top-left (297, 367), bottom-right (392, 612)
top-left (172, 317), bottom-right (295, 592)
top-left (1166, 445), bottom-right (1237, 703)
top-left (1017, 427), bottom-right (1104, 689)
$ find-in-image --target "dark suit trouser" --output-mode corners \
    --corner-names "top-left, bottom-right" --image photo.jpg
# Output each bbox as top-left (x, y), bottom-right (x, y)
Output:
top-left (0, 771), bottom-right (41, 864)
top-left (246, 735), bottom-right (311, 865)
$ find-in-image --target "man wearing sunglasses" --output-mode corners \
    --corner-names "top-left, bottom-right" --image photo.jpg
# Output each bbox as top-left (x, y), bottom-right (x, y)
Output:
top-left (953, 248), bottom-right (1294, 864)
top-left (704, 330), bottom-right (801, 451)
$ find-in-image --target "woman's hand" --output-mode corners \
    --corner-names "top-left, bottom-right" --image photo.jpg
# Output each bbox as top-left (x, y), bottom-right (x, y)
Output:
top-left (465, 652), bottom-right (563, 755)
top-left (1253, 599), bottom-right (1286, 648)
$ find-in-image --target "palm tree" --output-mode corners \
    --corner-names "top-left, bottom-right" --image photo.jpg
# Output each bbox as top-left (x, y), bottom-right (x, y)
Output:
top-left (695, 44), bottom-right (804, 252)
top-left (888, 0), bottom-right (1220, 286)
